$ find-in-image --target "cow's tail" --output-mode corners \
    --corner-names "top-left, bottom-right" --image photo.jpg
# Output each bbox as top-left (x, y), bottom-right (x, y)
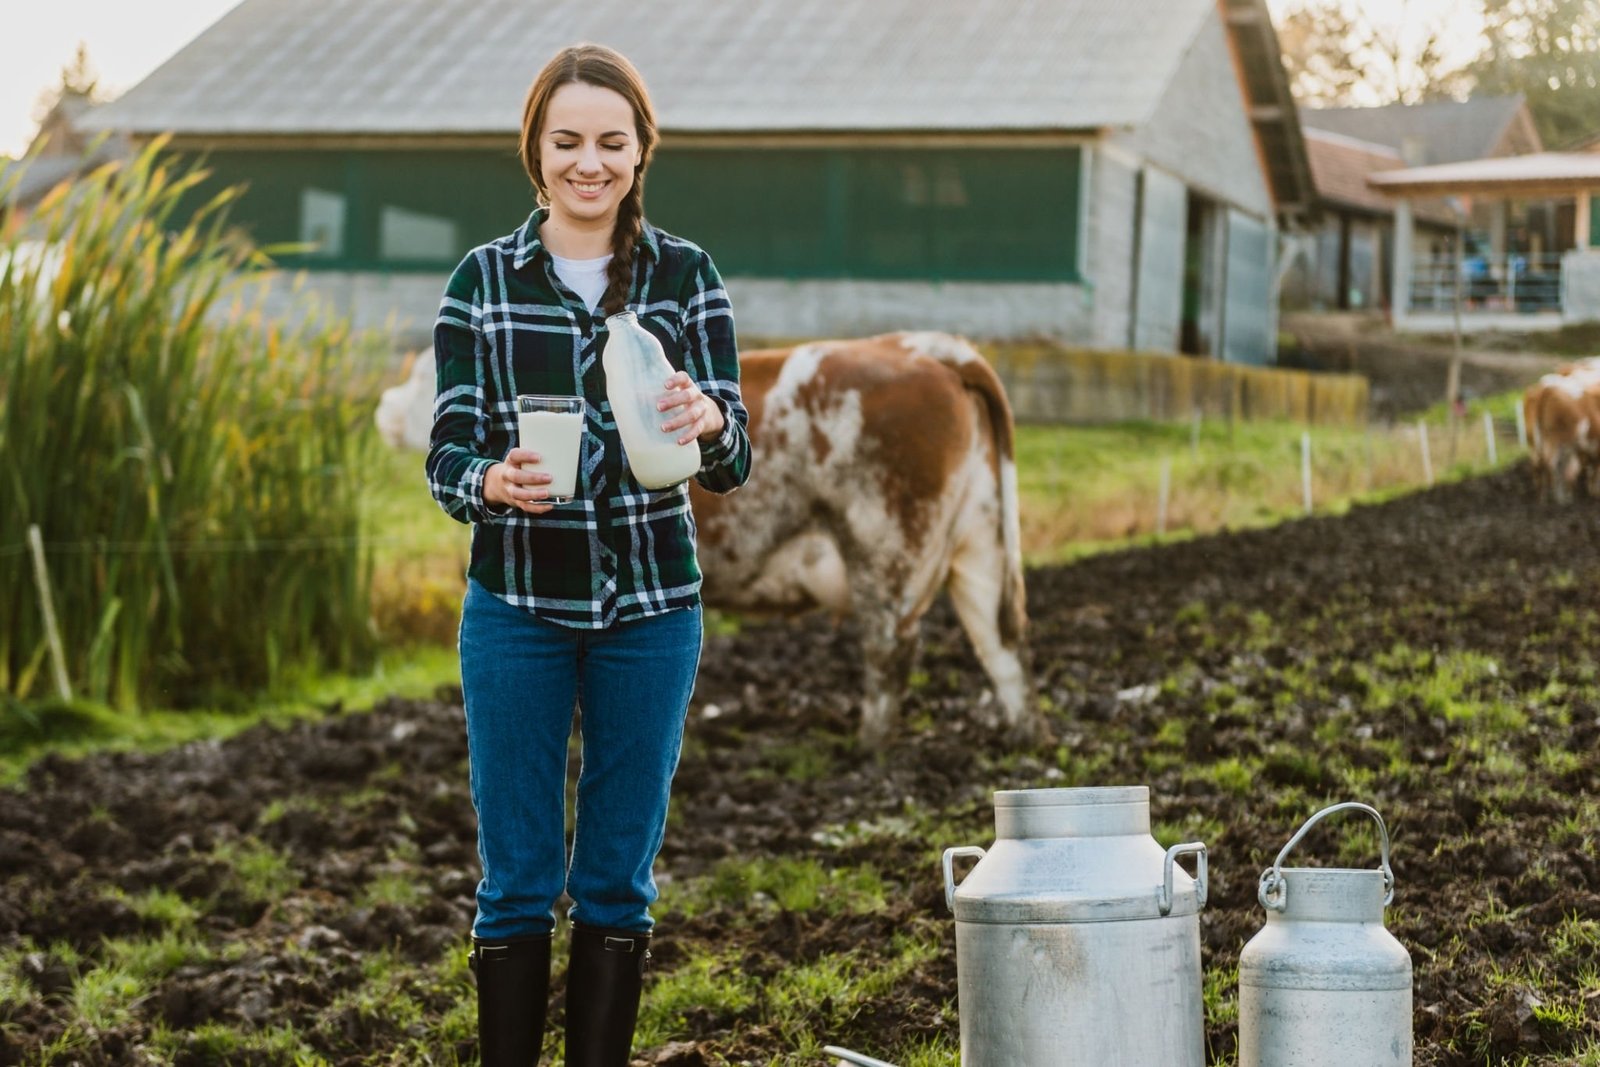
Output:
top-left (928, 336), bottom-right (1026, 646)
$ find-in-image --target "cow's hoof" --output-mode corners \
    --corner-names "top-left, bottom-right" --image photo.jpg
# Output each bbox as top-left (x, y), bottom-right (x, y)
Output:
top-left (856, 723), bottom-right (893, 750)
top-left (1004, 716), bottom-right (1052, 749)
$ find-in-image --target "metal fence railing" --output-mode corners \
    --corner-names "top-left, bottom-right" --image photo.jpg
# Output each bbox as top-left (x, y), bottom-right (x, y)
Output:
top-left (1407, 253), bottom-right (1564, 315)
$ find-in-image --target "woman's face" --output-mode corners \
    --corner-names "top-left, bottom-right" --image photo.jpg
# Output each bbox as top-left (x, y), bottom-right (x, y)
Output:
top-left (538, 81), bottom-right (643, 232)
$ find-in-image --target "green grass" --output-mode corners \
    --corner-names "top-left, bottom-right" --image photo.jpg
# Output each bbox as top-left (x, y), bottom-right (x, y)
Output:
top-left (70, 963), bottom-right (144, 1030)
top-left (357, 870), bottom-right (428, 911)
top-left (151, 1022), bottom-right (331, 1066)
top-left (1014, 397), bottom-right (1526, 564)
top-left (0, 643), bottom-right (458, 786)
top-left (118, 887), bottom-right (202, 928)
top-left (635, 949), bottom-right (759, 1048)
top-left (766, 928), bottom-right (945, 1048)
top-left (207, 837), bottom-right (299, 908)
top-left (0, 943), bottom-right (37, 1014)
top-left (660, 856), bottom-right (890, 922)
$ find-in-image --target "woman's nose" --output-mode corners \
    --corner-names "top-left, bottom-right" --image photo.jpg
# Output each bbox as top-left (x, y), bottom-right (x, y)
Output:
top-left (577, 144), bottom-right (602, 172)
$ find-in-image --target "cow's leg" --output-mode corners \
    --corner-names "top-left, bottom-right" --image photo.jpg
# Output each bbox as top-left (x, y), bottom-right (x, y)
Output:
top-left (1554, 446), bottom-right (1576, 504)
top-left (857, 611), bottom-right (919, 748)
top-left (947, 547), bottom-right (1043, 746)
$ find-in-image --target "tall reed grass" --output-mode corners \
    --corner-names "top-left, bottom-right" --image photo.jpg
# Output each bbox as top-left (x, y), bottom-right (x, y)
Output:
top-left (1, 141), bottom-right (378, 709)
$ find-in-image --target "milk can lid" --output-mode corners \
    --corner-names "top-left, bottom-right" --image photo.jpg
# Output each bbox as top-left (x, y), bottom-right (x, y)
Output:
top-left (951, 834), bottom-right (1208, 924)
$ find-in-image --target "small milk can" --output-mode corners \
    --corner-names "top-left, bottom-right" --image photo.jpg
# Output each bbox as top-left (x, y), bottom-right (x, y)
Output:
top-left (1239, 802), bottom-right (1413, 1067)
top-left (942, 786), bottom-right (1208, 1067)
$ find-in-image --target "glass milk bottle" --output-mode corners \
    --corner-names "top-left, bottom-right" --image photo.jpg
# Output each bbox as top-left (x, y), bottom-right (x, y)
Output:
top-left (602, 311), bottom-right (701, 489)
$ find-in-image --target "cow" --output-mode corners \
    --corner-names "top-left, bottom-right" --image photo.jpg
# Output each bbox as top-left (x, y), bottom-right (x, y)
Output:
top-left (1525, 369), bottom-right (1600, 502)
top-left (375, 349), bottom-right (436, 452)
top-left (689, 332), bottom-right (1042, 748)
top-left (374, 331), bottom-right (1042, 747)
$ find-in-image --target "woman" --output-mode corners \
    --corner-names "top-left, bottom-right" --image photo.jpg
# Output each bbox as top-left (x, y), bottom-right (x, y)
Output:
top-left (426, 43), bottom-right (752, 1066)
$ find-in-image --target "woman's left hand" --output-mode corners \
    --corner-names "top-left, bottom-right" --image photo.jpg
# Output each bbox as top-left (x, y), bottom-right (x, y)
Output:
top-left (658, 371), bottom-right (725, 445)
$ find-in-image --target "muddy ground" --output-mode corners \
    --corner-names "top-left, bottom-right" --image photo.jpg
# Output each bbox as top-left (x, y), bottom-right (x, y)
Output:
top-left (3, 465), bottom-right (1600, 1065)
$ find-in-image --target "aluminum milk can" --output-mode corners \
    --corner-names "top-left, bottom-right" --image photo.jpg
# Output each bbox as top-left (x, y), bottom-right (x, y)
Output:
top-left (942, 786), bottom-right (1208, 1067)
top-left (1239, 802), bottom-right (1413, 1067)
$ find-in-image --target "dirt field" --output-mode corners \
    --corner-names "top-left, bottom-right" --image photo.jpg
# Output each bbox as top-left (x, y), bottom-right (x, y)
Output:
top-left (3, 465), bottom-right (1599, 1066)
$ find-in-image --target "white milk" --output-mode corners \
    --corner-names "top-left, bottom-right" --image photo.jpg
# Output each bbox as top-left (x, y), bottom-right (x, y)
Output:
top-left (603, 312), bottom-right (702, 489)
top-left (517, 410), bottom-right (584, 501)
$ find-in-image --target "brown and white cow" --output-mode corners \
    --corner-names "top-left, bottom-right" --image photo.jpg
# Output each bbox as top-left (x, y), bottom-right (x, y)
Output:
top-left (690, 332), bottom-right (1042, 747)
top-left (1525, 368), bottom-right (1600, 502)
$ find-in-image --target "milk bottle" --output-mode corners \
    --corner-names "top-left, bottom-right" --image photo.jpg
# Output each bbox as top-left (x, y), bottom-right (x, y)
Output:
top-left (602, 311), bottom-right (701, 489)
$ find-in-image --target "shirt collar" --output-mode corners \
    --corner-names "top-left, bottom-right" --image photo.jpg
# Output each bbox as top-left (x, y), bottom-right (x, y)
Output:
top-left (511, 206), bottom-right (661, 271)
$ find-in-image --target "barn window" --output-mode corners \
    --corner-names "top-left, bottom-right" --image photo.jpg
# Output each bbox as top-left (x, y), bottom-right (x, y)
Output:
top-left (646, 146), bottom-right (1083, 283)
top-left (157, 144), bottom-right (1082, 282)
top-left (298, 188), bottom-right (346, 258)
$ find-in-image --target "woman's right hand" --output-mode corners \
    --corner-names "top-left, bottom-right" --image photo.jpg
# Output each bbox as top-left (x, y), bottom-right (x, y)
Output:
top-left (486, 449), bottom-right (555, 514)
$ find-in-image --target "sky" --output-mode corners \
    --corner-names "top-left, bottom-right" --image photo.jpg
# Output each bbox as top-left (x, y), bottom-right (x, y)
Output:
top-left (2, 0), bottom-right (1489, 161)
top-left (0, 0), bottom-right (242, 159)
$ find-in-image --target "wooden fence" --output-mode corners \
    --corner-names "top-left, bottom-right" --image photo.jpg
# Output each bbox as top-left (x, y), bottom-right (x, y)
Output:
top-left (984, 344), bottom-right (1370, 427)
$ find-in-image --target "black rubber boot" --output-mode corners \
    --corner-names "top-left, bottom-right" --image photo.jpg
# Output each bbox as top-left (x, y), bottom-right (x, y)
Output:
top-left (470, 934), bottom-right (552, 1066)
top-left (563, 925), bottom-right (651, 1067)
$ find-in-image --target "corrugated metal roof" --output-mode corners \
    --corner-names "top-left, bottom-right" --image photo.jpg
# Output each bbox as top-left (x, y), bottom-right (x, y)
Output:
top-left (80, 0), bottom-right (1217, 136)
top-left (1368, 152), bottom-right (1600, 191)
top-left (1298, 96), bottom-right (1537, 165)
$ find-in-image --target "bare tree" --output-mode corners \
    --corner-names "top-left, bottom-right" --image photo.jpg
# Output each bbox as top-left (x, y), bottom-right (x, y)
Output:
top-left (28, 43), bottom-right (105, 146)
top-left (1464, 0), bottom-right (1600, 147)
top-left (1276, 0), bottom-right (1467, 105)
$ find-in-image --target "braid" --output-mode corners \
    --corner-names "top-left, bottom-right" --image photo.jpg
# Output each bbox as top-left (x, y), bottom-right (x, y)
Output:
top-left (600, 177), bottom-right (645, 317)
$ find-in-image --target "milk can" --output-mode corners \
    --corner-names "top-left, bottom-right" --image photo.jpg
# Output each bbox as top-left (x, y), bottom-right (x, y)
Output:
top-left (1239, 802), bottom-right (1413, 1067)
top-left (942, 786), bottom-right (1208, 1067)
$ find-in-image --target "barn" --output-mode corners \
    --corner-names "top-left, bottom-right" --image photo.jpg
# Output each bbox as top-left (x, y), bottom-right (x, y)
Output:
top-left (81, 0), bottom-right (1309, 363)
top-left (1284, 96), bottom-right (1543, 315)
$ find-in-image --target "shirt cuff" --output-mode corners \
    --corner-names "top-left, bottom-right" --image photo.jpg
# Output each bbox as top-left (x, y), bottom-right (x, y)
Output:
top-left (469, 456), bottom-right (513, 519)
top-left (698, 400), bottom-right (740, 466)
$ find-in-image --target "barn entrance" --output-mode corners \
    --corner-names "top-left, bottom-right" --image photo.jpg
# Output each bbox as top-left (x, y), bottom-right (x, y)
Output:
top-left (1180, 190), bottom-right (1222, 357)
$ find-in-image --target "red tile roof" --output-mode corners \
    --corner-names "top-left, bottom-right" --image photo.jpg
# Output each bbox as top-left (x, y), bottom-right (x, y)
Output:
top-left (1306, 129), bottom-right (1458, 225)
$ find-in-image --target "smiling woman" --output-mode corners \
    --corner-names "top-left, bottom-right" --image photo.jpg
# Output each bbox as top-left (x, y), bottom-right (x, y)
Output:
top-left (424, 41), bottom-right (754, 1067)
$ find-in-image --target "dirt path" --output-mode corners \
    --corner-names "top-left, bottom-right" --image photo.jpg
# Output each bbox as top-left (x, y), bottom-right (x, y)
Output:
top-left (3, 465), bottom-right (1599, 1065)
top-left (1280, 312), bottom-right (1572, 418)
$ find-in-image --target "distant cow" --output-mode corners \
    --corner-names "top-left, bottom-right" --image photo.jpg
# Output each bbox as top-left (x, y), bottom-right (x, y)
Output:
top-left (375, 349), bottom-right (436, 452)
top-left (1525, 369), bottom-right (1600, 502)
top-left (690, 332), bottom-right (1042, 747)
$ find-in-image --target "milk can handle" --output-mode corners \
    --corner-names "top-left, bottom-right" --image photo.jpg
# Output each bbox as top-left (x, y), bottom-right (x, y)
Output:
top-left (1158, 842), bottom-right (1208, 916)
top-left (942, 846), bottom-right (986, 913)
top-left (1258, 801), bottom-right (1394, 912)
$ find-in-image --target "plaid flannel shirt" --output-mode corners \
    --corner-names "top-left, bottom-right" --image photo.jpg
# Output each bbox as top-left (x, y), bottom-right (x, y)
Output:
top-left (426, 208), bottom-right (752, 629)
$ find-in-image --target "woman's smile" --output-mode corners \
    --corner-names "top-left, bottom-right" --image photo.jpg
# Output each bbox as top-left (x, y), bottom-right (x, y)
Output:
top-left (538, 81), bottom-right (642, 235)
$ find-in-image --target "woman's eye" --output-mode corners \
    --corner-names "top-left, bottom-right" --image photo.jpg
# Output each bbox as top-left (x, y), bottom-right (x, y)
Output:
top-left (553, 142), bottom-right (577, 150)
top-left (602, 143), bottom-right (625, 151)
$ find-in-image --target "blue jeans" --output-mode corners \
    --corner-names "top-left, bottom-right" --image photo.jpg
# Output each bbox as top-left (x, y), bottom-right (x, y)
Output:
top-left (459, 578), bottom-right (702, 940)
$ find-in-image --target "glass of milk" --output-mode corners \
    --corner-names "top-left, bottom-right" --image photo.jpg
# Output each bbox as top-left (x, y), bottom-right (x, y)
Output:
top-left (516, 395), bottom-right (585, 503)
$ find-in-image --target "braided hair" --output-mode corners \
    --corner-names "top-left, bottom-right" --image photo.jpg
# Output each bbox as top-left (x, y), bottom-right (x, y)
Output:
top-left (518, 44), bottom-right (659, 317)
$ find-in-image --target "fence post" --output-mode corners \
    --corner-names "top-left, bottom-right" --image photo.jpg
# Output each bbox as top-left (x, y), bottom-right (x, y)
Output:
top-left (1191, 407), bottom-right (1201, 460)
top-left (1157, 456), bottom-right (1172, 536)
top-left (1515, 402), bottom-right (1527, 450)
top-left (1301, 432), bottom-right (1313, 515)
top-left (1363, 425), bottom-right (1375, 494)
top-left (26, 524), bottom-right (73, 702)
top-left (1483, 411), bottom-right (1498, 467)
top-left (1418, 420), bottom-right (1434, 486)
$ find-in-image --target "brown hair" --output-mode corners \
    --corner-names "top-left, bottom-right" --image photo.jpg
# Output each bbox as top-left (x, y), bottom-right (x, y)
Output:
top-left (519, 44), bottom-right (658, 317)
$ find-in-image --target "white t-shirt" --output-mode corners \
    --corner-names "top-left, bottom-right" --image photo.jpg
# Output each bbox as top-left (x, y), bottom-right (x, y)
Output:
top-left (549, 252), bottom-right (613, 312)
